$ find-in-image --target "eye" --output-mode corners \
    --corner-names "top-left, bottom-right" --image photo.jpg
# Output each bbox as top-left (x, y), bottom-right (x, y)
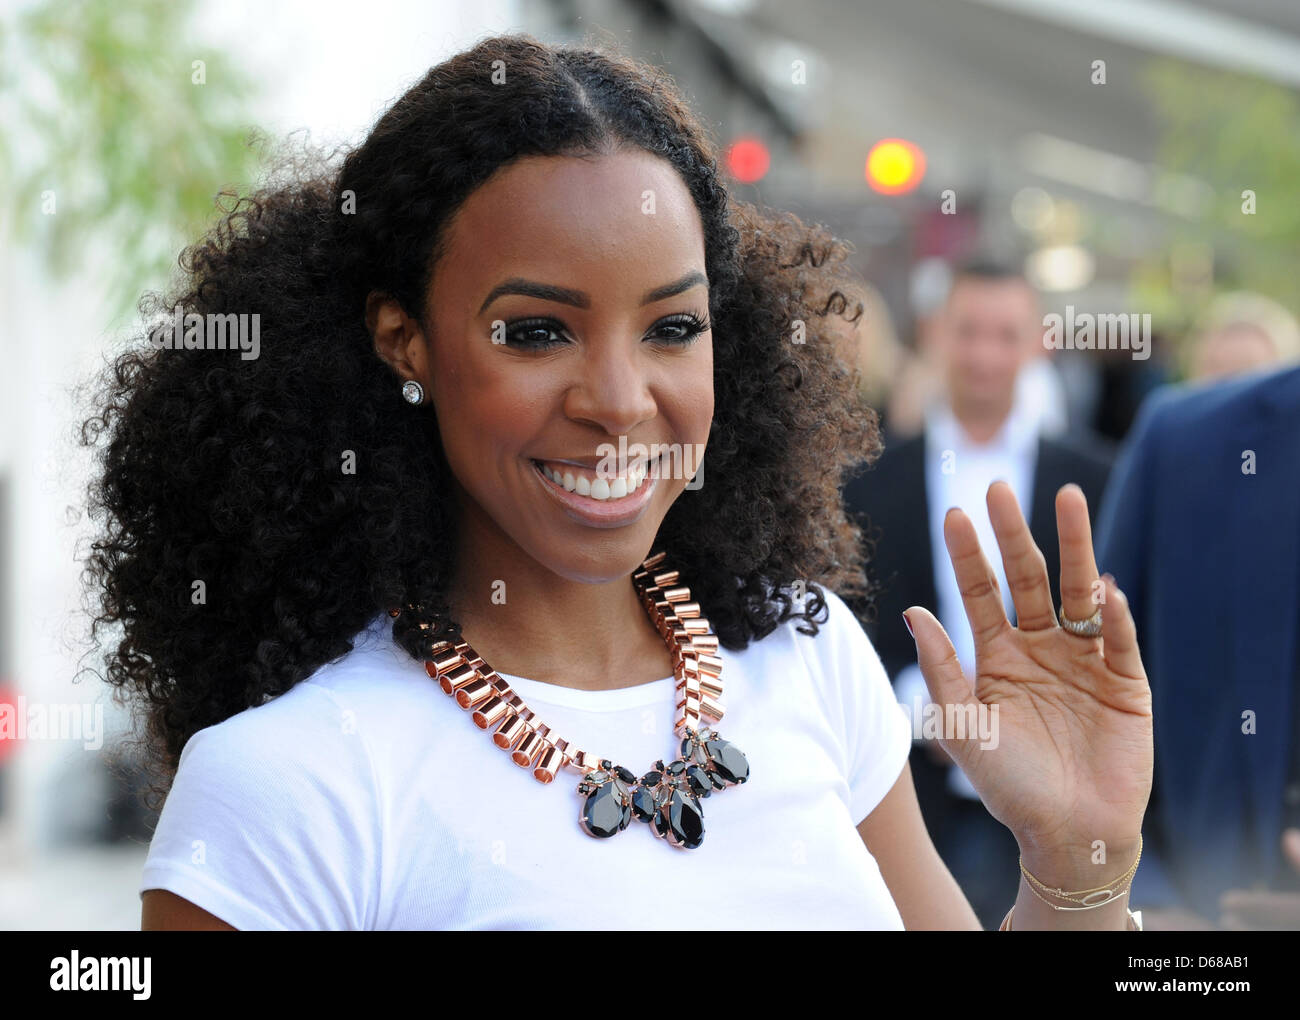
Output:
top-left (497, 312), bottom-right (712, 350)
top-left (649, 312), bottom-right (711, 346)
top-left (500, 317), bottom-right (569, 349)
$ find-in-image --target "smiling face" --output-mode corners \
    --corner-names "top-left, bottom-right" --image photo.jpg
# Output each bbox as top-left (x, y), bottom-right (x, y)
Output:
top-left (401, 149), bottom-right (715, 583)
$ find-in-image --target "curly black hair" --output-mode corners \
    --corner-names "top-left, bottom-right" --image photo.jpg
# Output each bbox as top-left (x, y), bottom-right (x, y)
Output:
top-left (80, 32), bottom-right (883, 802)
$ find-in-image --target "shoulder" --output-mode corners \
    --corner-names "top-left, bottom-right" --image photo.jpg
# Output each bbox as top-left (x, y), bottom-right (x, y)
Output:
top-left (759, 587), bottom-right (912, 824)
top-left (297, 612), bottom-right (437, 720)
top-left (1137, 364), bottom-right (1299, 439)
top-left (143, 613), bottom-right (413, 930)
top-left (165, 678), bottom-right (378, 853)
top-left (1103, 366), bottom-right (1300, 490)
top-left (759, 586), bottom-right (890, 694)
top-left (177, 670), bottom-right (357, 778)
top-left (747, 584), bottom-right (868, 648)
top-left (166, 613), bottom-right (421, 810)
top-left (798, 585), bottom-right (873, 645)
top-left (184, 616), bottom-right (390, 747)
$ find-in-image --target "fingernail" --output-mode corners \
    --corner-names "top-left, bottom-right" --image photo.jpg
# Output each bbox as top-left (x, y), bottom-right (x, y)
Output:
top-left (902, 611), bottom-right (915, 638)
top-left (1102, 572), bottom-right (1116, 585)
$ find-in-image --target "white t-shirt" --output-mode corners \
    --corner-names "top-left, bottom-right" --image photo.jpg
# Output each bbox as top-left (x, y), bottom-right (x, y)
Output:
top-left (139, 588), bottom-right (913, 930)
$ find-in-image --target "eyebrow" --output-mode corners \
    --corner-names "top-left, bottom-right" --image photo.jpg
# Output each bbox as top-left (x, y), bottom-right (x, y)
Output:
top-left (477, 271), bottom-right (708, 315)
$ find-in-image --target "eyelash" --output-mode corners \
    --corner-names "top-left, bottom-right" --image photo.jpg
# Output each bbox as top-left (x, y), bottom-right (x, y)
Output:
top-left (500, 312), bottom-right (711, 350)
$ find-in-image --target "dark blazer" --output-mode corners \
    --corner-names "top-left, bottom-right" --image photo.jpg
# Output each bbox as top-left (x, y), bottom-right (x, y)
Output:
top-left (1095, 364), bottom-right (1300, 919)
top-left (844, 429), bottom-right (1114, 684)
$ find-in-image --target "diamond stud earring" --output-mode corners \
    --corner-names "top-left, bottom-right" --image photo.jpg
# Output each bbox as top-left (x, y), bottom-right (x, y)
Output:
top-left (401, 380), bottom-right (424, 405)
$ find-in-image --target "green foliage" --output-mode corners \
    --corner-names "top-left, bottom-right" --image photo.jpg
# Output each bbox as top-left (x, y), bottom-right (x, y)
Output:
top-left (1, 0), bottom-right (265, 323)
top-left (1137, 59), bottom-right (1300, 332)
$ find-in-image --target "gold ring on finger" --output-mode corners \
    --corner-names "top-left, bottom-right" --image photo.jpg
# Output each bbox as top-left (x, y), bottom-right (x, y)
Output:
top-left (1058, 604), bottom-right (1102, 637)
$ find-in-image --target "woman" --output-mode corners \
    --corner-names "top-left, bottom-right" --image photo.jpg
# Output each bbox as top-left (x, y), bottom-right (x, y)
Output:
top-left (83, 33), bottom-right (1152, 930)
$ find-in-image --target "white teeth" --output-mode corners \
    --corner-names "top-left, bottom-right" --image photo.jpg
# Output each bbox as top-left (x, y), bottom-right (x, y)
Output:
top-left (537, 459), bottom-right (655, 501)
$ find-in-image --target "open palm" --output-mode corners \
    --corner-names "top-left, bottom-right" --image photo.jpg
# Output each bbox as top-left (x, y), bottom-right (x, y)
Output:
top-left (905, 482), bottom-right (1153, 866)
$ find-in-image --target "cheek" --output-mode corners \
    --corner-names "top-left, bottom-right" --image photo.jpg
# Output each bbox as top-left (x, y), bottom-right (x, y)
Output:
top-left (429, 346), bottom-right (548, 469)
top-left (674, 347), bottom-right (714, 440)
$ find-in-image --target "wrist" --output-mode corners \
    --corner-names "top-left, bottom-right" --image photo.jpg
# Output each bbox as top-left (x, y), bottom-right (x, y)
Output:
top-left (1004, 888), bottom-right (1141, 930)
top-left (1017, 835), bottom-right (1141, 894)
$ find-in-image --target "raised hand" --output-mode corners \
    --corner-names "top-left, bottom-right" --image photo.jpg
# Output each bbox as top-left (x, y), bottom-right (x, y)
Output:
top-left (903, 481), bottom-right (1153, 887)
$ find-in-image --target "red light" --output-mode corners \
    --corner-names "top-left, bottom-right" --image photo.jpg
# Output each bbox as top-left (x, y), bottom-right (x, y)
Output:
top-left (727, 137), bottom-right (770, 184)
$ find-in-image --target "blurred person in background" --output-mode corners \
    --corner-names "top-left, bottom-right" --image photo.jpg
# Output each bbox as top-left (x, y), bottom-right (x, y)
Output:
top-left (884, 258), bottom-right (949, 438)
top-left (1096, 362), bottom-right (1300, 930)
top-left (1188, 291), bottom-right (1300, 382)
top-left (1085, 333), bottom-right (1174, 444)
top-left (886, 257), bottom-right (1070, 440)
top-left (844, 258), bottom-right (1113, 928)
top-left (1013, 348), bottom-right (1069, 438)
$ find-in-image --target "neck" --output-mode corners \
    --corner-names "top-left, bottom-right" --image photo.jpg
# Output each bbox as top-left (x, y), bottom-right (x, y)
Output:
top-left (443, 501), bottom-right (673, 692)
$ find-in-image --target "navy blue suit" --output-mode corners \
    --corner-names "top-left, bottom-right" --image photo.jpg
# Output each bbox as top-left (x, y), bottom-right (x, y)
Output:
top-left (1095, 364), bottom-right (1300, 921)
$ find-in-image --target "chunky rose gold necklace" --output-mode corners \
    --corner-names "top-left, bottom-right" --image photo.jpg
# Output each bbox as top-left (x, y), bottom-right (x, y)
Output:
top-left (398, 550), bottom-right (750, 849)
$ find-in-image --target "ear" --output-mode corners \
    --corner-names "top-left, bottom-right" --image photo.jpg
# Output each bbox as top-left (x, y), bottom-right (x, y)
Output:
top-left (366, 291), bottom-right (429, 383)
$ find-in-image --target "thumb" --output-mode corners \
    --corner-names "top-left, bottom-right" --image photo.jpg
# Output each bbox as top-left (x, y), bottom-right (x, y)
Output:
top-left (1283, 828), bottom-right (1300, 874)
top-left (903, 605), bottom-right (976, 718)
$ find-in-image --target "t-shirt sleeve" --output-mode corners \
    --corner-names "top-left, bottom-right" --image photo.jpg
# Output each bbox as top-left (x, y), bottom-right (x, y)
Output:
top-left (800, 590), bottom-right (914, 826)
top-left (139, 682), bottom-right (381, 930)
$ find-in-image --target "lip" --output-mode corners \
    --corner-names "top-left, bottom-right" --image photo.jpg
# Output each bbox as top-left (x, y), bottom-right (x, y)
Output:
top-left (529, 457), bottom-right (658, 529)
top-left (535, 452), bottom-right (661, 474)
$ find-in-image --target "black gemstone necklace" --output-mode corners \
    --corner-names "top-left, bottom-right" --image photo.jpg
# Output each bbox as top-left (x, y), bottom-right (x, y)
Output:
top-left (401, 550), bottom-right (750, 849)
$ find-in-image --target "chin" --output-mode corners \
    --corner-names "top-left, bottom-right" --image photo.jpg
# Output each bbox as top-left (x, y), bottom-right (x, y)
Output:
top-left (507, 455), bottom-right (689, 583)
top-left (519, 483), bottom-right (684, 583)
top-left (526, 533), bottom-right (663, 585)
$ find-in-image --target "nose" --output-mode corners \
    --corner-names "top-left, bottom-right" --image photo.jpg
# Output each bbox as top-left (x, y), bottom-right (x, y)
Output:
top-left (562, 339), bottom-right (659, 437)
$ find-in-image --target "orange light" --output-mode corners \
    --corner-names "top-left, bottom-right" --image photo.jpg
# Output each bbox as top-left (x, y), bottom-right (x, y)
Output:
top-left (726, 137), bottom-right (770, 184)
top-left (866, 138), bottom-right (926, 195)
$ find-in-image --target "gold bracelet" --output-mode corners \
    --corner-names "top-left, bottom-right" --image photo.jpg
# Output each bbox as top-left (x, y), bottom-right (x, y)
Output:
top-left (1018, 834), bottom-right (1142, 908)
top-left (1023, 873), bottom-right (1136, 910)
top-left (999, 904), bottom-right (1143, 930)
top-left (1021, 834), bottom-right (1142, 898)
